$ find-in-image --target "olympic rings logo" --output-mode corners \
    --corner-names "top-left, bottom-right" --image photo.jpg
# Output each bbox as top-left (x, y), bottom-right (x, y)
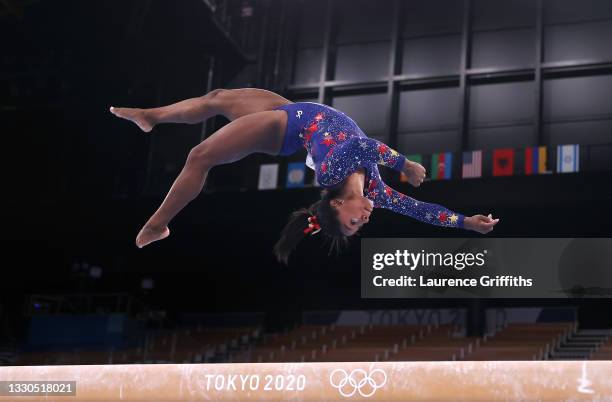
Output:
top-left (329, 368), bottom-right (387, 398)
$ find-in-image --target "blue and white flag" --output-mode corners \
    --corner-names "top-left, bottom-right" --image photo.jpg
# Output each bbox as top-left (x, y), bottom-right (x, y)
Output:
top-left (258, 163), bottom-right (279, 190)
top-left (556, 144), bottom-right (579, 173)
top-left (286, 162), bottom-right (305, 188)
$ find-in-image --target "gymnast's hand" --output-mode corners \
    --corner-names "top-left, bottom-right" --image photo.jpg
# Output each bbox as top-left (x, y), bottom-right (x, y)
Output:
top-left (402, 159), bottom-right (426, 187)
top-left (464, 214), bottom-right (499, 234)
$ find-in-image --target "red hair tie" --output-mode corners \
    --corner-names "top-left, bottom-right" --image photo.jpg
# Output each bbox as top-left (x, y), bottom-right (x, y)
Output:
top-left (304, 215), bottom-right (322, 235)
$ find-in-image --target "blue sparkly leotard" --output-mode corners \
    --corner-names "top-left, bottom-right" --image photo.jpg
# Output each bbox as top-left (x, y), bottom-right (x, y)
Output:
top-left (273, 102), bottom-right (465, 229)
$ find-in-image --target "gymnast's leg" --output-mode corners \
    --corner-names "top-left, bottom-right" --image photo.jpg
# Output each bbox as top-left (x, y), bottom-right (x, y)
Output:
top-left (135, 109), bottom-right (288, 248)
top-left (109, 88), bottom-right (292, 131)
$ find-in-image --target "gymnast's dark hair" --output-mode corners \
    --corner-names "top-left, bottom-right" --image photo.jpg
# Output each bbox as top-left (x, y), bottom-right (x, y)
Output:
top-left (274, 186), bottom-right (349, 265)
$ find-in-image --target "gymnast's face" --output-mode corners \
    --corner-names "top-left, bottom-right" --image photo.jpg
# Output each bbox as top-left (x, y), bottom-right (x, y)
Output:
top-left (331, 195), bottom-right (374, 236)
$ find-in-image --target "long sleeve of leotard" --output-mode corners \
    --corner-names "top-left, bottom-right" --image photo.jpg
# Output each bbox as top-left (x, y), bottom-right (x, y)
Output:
top-left (317, 137), bottom-right (406, 187)
top-left (365, 167), bottom-right (466, 229)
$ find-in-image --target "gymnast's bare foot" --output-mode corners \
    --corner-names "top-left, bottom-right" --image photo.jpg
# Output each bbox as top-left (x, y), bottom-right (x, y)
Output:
top-left (109, 106), bottom-right (155, 132)
top-left (136, 224), bottom-right (170, 248)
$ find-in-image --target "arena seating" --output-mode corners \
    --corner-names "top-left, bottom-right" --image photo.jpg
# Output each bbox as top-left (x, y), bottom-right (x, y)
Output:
top-left (462, 322), bottom-right (576, 361)
top-left (591, 333), bottom-right (612, 360)
top-left (13, 320), bottom-right (602, 366)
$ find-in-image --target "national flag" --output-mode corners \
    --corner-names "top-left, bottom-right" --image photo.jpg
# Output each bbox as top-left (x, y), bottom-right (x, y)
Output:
top-left (525, 146), bottom-right (549, 175)
top-left (430, 152), bottom-right (452, 180)
top-left (462, 150), bottom-right (482, 178)
top-left (257, 164), bottom-right (279, 190)
top-left (286, 162), bottom-right (305, 188)
top-left (492, 148), bottom-right (514, 176)
top-left (400, 154), bottom-right (422, 182)
top-left (556, 144), bottom-right (580, 173)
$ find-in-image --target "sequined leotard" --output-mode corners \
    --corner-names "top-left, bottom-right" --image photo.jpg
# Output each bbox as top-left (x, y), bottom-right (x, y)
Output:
top-left (274, 102), bottom-right (465, 229)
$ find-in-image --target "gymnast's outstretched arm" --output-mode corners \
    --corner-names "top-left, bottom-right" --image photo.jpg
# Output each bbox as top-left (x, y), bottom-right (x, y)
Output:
top-left (367, 174), bottom-right (499, 234)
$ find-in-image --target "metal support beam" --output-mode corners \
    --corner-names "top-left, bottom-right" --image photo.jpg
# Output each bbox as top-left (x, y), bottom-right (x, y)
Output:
top-left (535, 0), bottom-right (544, 146)
top-left (201, 55), bottom-right (217, 142)
top-left (459, 0), bottom-right (473, 153)
top-left (287, 0), bottom-right (303, 91)
top-left (318, 0), bottom-right (335, 105)
top-left (385, 0), bottom-right (403, 149)
top-left (272, 0), bottom-right (287, 91)
top-left (256, 0), bottom-right (271, 88)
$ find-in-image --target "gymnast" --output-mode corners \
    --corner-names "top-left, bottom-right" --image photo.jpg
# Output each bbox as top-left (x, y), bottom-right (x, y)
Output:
top-left (109, 88), bottom-right (499, 262)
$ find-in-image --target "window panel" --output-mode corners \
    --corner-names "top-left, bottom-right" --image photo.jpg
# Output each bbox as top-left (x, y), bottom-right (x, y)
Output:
top-left (296, 0), bottom-right (326, 48)
top-left (332, 93), bottom-right (388, 135)
top-left (471, 29), bottom-right (535, 69)
top-left (294, 47), bottom-right (322, 85)
top-left (544, 0), bottom-right (612, 24)
top-left (402, 35), bottom-right (462, 76)
top-left (403, 0), bottom-right (463, 37)
top-left (335, 0), bottom-right (393, 45)
top-left (543, 75), bottom-right (612, 120)
top-left (473, 0), bottom-right (536, 31)
top-left (469, 125), bottom-right (535, 150)
top-left (469, 81), bottom-right (535, 126)
top-left (334, 42), bottom-right (390, 82)
top-left (544, 21), bottom-right (612, 63)
top-left (398, 87), bottom-right (460, 132)
top-left (544, 120), bottom-right (612, 145)
top-left (397, 130), bottom-right (461, 155)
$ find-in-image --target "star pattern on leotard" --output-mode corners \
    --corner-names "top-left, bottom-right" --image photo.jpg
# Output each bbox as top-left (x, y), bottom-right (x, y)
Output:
top-left (377, 144), bottom-right (389, 154)
top-left (293, 103), bottom-right (465, 229)
top-left (438, 211), bottom-right (448, 223)
top-left (321, 136), bottom-right (336, 147)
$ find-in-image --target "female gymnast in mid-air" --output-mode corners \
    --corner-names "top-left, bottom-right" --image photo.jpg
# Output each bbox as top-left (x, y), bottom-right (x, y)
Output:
top-left (110, 88), bottom-right (499, 263)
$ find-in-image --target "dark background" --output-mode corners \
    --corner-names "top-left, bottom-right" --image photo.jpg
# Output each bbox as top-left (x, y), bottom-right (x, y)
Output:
top-left (2, 0), bottom-right (612, 340)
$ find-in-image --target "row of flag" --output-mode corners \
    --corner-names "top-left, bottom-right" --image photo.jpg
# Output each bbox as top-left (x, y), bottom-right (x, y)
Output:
top-left (402, 144), bottom-right (579, 182)
top-left (258, 144), bottom-right (580, 190)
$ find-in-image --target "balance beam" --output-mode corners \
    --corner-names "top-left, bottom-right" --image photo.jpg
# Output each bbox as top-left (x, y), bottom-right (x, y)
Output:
top-left (1, 361), bottom-right (611, 401)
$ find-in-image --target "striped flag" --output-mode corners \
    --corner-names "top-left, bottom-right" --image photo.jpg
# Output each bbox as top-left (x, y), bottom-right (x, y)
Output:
top-left (257, 164), bottom-right (279, 190)
top-left (431, 152), bottom-right (452, 180)
top-left (286, 162), bottom-right (305, 188)
top-left (400, 154), bottom-right (422, 182)
top-left (492, 148), bottom-right (514, 176)
top-left (462, 150), bottom-right (482, 178)
top-left (556, 144), bottom-right (580, 173)
top-left (525, 146), bottom-right (549, 175)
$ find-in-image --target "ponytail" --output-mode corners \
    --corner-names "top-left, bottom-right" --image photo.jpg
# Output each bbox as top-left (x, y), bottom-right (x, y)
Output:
top-left (273, 187), bottom-right (349, 265)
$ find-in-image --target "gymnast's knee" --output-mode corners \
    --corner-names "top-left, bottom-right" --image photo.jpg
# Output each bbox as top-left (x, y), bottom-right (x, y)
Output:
top-left (204, 88), bottom-right (227, 99)
top-left (186, 144), bottom-right (214, 169)
top-left (202, 88), bottom-right (231, 116)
